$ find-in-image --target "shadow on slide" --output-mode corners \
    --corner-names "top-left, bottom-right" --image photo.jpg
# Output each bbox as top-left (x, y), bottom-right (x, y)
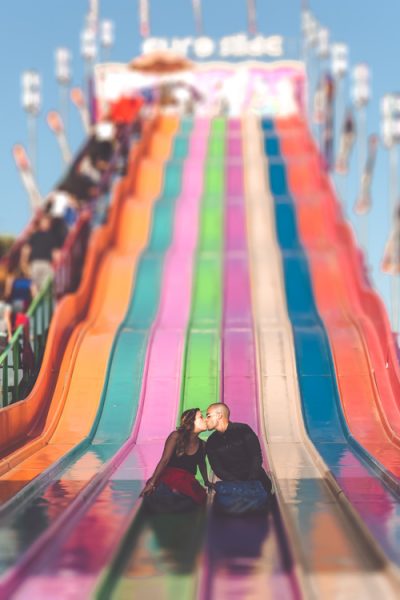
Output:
top-left (98, 506), bottom-right (206, 599)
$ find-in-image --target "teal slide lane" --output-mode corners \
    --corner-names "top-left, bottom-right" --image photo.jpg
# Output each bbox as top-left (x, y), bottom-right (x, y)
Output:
top-left (171, 118), bottom-right (193, 158)
top-left (263, 118), bottom-right (400, 564)
top-left (96, 121), bottom-right (226, 600)
top-left (0, 133), bottom-right (189, 573)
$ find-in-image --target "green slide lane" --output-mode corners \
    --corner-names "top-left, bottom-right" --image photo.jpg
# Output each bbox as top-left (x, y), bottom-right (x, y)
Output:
top-left (106, 119), bottom-right (227, 600)
top-left (181, 121), bottom-right (226, 420)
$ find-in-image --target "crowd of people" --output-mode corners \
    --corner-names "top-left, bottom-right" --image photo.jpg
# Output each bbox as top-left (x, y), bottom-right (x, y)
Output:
top-left (0, 114), bottom-right (136, 359)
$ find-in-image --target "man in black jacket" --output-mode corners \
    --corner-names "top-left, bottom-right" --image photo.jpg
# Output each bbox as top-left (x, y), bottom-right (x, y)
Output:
top-left (205, 403), bottom-right (272, 493)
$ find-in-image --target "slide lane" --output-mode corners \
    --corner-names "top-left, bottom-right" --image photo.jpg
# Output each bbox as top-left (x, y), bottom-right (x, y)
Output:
top-left (200, 119), bottom-right (299, 600)
top-left (101, 117), bottom-right (223, 600)
top-left (262, 118), bottom-right (400, 575)
top-left (0, 133), bottom-right (186, 598)
top-left (0, 117), bottom-right (178, 501)
top-left (242, 115), bottom-right (397, 597)
top-left (3, 119), bottom-right (211, 600)
top-left (276, 120), bottom-right (400, 471)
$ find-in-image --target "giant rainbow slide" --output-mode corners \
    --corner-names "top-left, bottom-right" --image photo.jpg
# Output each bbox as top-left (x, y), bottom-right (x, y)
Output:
top-left (1, 104), bottom-right (400, 598)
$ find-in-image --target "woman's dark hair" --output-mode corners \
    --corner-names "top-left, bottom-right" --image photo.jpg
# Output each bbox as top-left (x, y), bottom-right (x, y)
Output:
top-left (176, 408), bottom-right (199, 456)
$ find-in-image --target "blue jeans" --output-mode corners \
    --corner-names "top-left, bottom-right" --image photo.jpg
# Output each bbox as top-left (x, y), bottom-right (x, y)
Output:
top-left (214, 480), bottom-right (270, 515)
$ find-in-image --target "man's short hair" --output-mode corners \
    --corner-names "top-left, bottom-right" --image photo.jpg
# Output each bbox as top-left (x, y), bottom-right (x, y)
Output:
top-left (207, 403), bottom-right (230, 419)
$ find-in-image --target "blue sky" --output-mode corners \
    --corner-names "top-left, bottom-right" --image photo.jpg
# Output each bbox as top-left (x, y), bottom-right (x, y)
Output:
top-left (0, 1), bottom-right (399, 316)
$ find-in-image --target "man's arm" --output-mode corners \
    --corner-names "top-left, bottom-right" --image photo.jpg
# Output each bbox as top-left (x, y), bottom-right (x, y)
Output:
top-left (206, 438), bottom-right (236, 481)
top-left (242, 425), bottom-right (264, 480)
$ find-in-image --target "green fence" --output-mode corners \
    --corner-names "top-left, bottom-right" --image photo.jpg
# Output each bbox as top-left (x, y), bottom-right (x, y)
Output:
top-left (0, 277), bottom-right (53, 407)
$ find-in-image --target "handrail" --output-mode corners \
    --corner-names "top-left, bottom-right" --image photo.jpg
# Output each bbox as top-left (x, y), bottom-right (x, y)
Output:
top-left (0, 197), bottom-right (104, 407)
top-left (0, 277), bottom-right (53, 407)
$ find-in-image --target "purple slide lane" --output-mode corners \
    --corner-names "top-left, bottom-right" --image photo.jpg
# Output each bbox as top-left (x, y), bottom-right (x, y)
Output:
top-left (200, 121), bottom-right (299, 600)
top-left (5, 119), bottom-right (210, 600)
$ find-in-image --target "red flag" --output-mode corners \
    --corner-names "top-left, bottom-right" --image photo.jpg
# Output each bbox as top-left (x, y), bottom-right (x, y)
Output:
top-left (319, 73), bottom-right (335, 171)
top-left (336, 109), bottom-right (356, 175)
top-left (139, 0), bottom-right (150, 38)
top-left (247, 0), bottom-right (257, 36)
top-left (382, 205), bottom-right (400, 274)
top-left (313, 76), bottom-right (325, 125)
top-left (12, 145), bottom-right (43, 211)
top-left (192, 0), bottom-right (203, 35)
top-left (70, 88), bottom-right (91, 133)
top-left (47, 111), bottom-right (72, 165)
top-left (109, 96), bottom-right (144, 124)
top-left (354, 134), bottom-right (379, 215)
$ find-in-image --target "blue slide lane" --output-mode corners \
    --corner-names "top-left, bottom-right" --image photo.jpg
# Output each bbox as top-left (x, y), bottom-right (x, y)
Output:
top-left (262, 117), bottom-right (400, 565)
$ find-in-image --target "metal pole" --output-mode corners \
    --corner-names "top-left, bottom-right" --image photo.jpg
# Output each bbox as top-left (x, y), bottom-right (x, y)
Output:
top-left (334, 70), bottom-right (349, 213)
top-left (308, 51), bottom-right (317, 137)
top-left (59, 84), bottom-right (69, 135)
top-left (358, 105), bottom-right (368, 257)
top-left (27, 113), bottom-right (37, 178)
top-left (390, 145), bottom-right (398, 331)
top-left (84, 59), bottom-right (92, 117)
top-left (395, 225), bottom-right (400, 338)
top-left (192, 0), bottom-right (203, 35)
top-left (101, 46), bottom-right (110, 63)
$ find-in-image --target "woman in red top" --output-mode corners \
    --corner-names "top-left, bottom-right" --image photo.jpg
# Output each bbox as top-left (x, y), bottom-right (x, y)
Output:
top-left (140, 408), bottom-right (211, 506)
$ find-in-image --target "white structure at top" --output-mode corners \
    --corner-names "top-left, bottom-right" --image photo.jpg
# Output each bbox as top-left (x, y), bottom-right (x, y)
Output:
top-left (21, 71), bottom-right (41, 115)
top-left (316, 27), bottom-right (329, 59)
top-left (81, 26), bottom-right (97, 61)
top-left (381, 94), bottom-right (400, 148)
top-left (352, 63), bottom-right (370, 108)
top-left (55, 48), bottom-right (72, 85)
top-left (142, 34), bottom-right (284, 59)
top-left (101, 20), bottom-right (114, 49)
top-left (331, 43), bottom-right (348, 78)
top-left (302, 11), bottom-right (318, 48)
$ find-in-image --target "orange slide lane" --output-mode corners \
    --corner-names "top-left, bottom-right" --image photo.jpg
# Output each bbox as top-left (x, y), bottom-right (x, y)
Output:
top-left (0, 114), bottom-right (179, 503)
top-left (277, 117), bottom-right (400, 479)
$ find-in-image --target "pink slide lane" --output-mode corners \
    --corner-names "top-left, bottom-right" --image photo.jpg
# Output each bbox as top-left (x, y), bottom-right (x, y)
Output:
top-left (200, 122), bottom-right (299, 600)
top-left (5, 119), bottom-right (210, 600)
top-left (223, 161), bottom-right (257, 428)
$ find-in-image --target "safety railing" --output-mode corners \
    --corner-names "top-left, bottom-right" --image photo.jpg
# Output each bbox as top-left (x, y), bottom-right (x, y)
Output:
top-left (0, 277), bottom-right (53, 407)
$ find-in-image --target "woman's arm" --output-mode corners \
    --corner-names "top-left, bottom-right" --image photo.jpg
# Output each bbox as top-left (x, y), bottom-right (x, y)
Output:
top-left (140, 431), bottom-right (178, 496)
